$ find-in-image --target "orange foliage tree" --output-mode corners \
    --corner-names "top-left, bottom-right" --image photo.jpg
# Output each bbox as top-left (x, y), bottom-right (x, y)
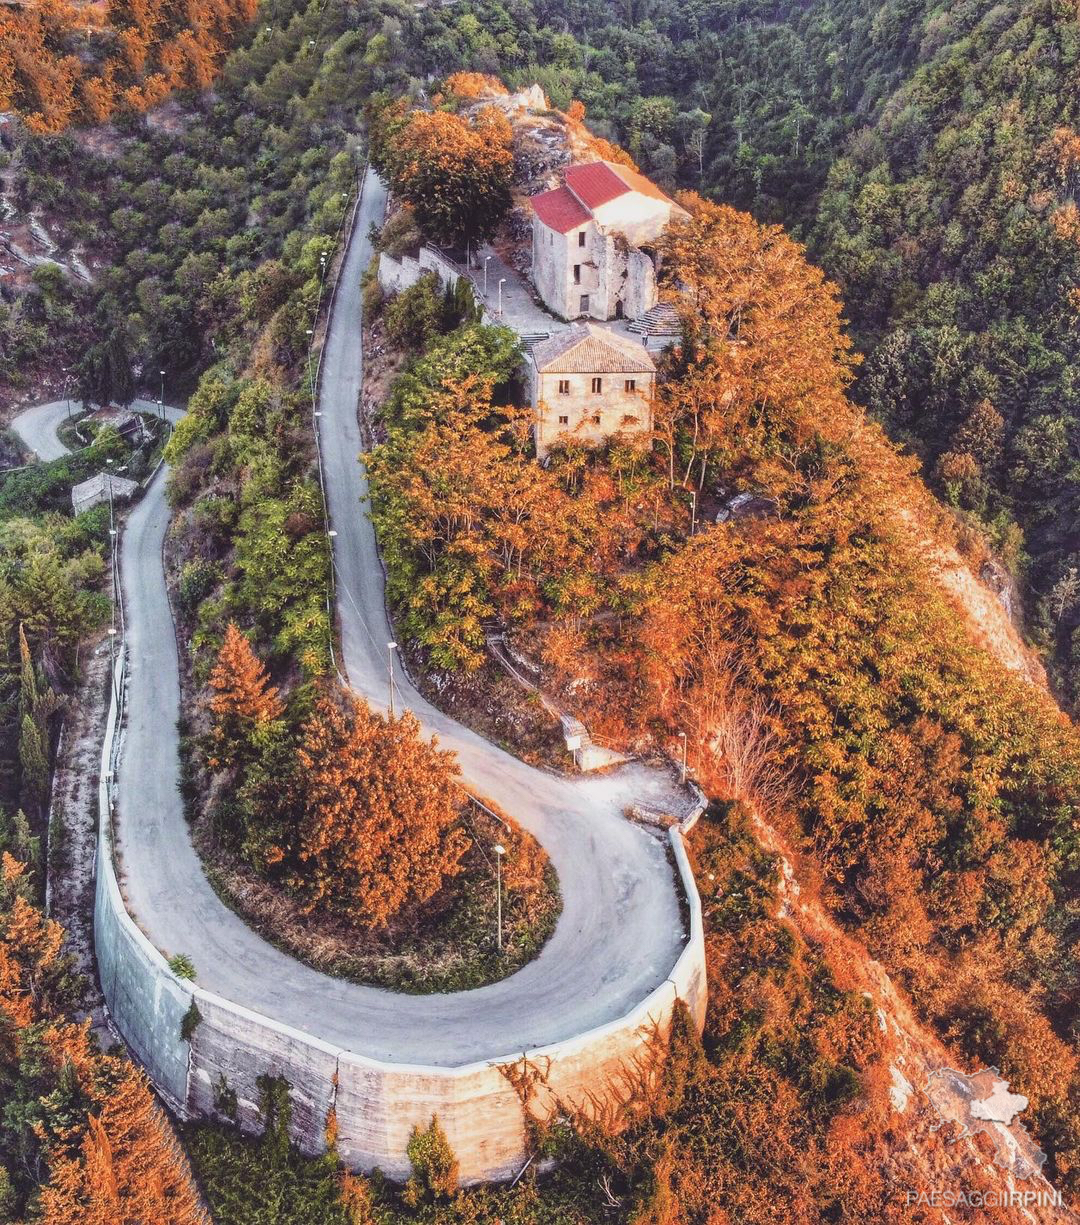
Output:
top-left (375, 105), bottom-right (514, 246)
top-left (291, 693), bottom-right (469, 926)
top-left (38, 1064), bottom-right (209, 1225)
top-left (0, 853), bottom-right (206, 1223)
top-left (0, 0), bottom-right (255, 132)
top-left (206, 622), bottom-right (283, 766)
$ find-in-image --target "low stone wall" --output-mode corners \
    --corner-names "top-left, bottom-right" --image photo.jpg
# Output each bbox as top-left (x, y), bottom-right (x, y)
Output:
top-left (95, 652), bottom-right (707, 1183)
top-left (378, 247), bottom-right (496, 325)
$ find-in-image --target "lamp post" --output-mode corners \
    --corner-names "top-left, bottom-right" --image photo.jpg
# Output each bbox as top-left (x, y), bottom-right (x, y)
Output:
top-left (689, 489), bottom-right (697, 536)
top-left (108, 522), bottom-right (118, 635)
top-left (678, 730), bottom-right (688, 785)
top-left (493, 843), bottom-right (506, 951)
top-left (483, 255), bottom-right (492, 299)
top-left (497, 278), bottom-right (506, 319)
top-left (159, 369), bottom-right (165, 421)
top-left (387, 641), bottom-right (397, 717)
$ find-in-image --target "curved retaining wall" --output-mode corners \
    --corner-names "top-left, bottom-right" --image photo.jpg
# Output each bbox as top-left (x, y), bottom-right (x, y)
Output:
top-left (95, 651), bottom-right (707, 1182)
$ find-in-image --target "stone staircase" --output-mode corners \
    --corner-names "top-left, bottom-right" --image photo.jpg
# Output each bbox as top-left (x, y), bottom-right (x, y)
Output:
top-left (518, 330), bottom-right (551, 352)
top-left (626, 302), bottom-right (680, 337)
top-left (559, 714), bottom-right (631, 772)
top-left (487, 634), bottom-right (630, 772)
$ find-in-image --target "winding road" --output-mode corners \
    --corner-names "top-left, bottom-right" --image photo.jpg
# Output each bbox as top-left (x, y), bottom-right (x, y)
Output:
top-left (11, 167), bottom-right (693, 1069)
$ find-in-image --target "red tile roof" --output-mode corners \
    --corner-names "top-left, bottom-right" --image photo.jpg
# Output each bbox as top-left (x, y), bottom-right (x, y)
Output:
top-left (607, 161), bottom-right (680, 205)
top-left (565, 160), bottom-right (679, 210)
top-left (564, 161), bottom-right (629, 210)
top-left (531, 184), bottom-right (592, 234)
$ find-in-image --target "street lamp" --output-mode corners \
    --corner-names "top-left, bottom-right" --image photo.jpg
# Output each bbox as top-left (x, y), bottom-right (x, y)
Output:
top-left (159, 369), bottom-right (165, 420)
top-left (483, 255), bottom-right (492, 298)
top-left (678, 730), bottom-right (688, 785)
top-left (493, 843), bottom-right (506, 951)
top-left (387, 641), bottom-right (397, 717)
top-left (497, 278), bottom-right (506, 319)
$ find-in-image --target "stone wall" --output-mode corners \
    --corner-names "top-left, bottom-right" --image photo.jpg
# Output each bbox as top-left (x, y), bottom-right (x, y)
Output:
top-left (378, 247), bottom-right (479, 303)
top-left (531, 216), bottom-right (573, 320)
top-left (95, 652), bottom-right (707, 1184)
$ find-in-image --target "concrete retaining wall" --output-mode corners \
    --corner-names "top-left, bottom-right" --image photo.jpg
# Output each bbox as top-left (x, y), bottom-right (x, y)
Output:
top-left (95, 651), bottom-right (707, 1183)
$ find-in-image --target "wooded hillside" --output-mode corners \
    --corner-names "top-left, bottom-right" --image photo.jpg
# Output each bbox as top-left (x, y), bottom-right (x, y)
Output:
top-left (0, 0), bottom-right (256, 132)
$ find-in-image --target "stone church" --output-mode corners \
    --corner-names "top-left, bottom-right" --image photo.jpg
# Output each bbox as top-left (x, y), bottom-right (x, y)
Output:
top-left (530, 160), bottom-right (688, 322)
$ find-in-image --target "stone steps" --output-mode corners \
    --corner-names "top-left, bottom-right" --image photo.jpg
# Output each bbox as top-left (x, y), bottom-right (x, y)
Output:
top-left (626, 303), bottom-right (680, 336)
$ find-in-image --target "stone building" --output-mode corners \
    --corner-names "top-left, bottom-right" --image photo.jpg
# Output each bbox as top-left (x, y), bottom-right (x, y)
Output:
top-left (530, 324), bottom-right (656, 459)
top-left (530, 161), bottom-right (688, 323)
top-left (71, 471), bottom-right (138, 516)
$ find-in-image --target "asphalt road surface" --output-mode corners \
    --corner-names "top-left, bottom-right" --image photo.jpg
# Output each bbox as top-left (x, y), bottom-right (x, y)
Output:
top-left (11, 397), bottom-right (170, 462)
top-left (11, 167), bottom-right (690, 1067)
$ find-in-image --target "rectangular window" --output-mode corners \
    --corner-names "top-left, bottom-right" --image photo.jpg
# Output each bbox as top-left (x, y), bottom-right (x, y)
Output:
top-left (558, 379), bottom-right (570, 394)
top-left (625, 379), bottom-right (636, 392)
top-left (592, 414), bottom-right (601, 424)
top-left (579, 294), bottom-right (590, 314)
top-left (558, 415), bottom-right (569, 425)
top-left (591, 377), bottom-right (602, 394)
top-left (578, 230), bottom-right (586, 247)
top-left (573, 264), bottom-right (581, 284)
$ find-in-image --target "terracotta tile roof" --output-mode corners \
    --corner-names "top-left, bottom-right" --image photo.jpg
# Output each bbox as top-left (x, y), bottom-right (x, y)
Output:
top-left (564, 161), bottom-right (629, 210)
top-left (607, 161), bottom-right (682, 207)
top-left (531, 184), bottom-right (592, 234)
top-left (532, 324), bottom-right (658, 374)
top-left (565, 160), bottom-right (679, 210)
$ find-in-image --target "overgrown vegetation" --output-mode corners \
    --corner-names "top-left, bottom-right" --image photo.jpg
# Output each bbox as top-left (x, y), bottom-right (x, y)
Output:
top-left (194, 624), bottom-right (558, 991)
top-left (0, 0), bottom-right (256, 132)
top-left (189, 804), bottom-right (966, 1223)
top-left (0, 847), bottom-right (207, 1223)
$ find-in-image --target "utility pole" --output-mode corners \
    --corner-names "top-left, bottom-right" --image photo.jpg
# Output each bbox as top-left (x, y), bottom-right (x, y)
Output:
top-left (387, 641), bottom-right (397, 717)
top-left (494, 843), bottom-right (506, 951)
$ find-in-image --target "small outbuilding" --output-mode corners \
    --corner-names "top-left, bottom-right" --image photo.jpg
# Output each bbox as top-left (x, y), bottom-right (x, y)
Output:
top-left (71, 471), bottom-right (138, 517)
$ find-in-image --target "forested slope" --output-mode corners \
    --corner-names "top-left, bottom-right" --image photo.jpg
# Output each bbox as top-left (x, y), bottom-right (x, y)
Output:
top-left (472, 0), bottom-right (1080, 707)
top-left (0, 0), bottom-right (256, 132)
top-left (5, 0), bottom-right (1080, 1219)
